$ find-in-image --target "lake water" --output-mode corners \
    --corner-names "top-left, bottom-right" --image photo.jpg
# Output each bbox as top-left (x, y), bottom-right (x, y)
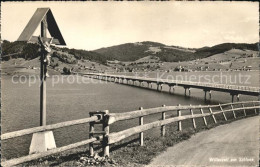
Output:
top-left (1, 71), bottom-right (259, 159)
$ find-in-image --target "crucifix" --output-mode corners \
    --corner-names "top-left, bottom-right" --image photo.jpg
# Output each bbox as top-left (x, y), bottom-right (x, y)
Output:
top-left (17, 8), bottom-right (66, 154)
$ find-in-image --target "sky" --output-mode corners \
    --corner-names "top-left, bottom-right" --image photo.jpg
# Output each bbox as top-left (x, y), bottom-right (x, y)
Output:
top-left (2, 1), bottom-right (259, 50)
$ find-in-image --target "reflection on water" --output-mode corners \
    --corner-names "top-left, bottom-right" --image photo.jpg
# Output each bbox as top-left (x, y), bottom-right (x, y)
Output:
top-left (1, 71), bottom-right (259, 159)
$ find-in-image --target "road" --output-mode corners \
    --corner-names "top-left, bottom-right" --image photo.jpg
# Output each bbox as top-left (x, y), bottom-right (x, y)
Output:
top-left (148, 116), bottom-right (259, 167)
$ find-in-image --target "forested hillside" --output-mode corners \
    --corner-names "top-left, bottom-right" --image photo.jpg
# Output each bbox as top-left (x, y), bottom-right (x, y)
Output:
top-left (2, 40), bottom-right (258, 63)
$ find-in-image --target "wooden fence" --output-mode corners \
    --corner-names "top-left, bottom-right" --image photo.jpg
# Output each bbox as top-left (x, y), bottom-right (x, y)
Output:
top-left (1, 101), bottom-right (259, 167)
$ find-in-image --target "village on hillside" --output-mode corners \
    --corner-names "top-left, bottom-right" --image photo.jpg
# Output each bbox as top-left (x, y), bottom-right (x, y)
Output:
top-left (1, 41), bottom-right (259, 76)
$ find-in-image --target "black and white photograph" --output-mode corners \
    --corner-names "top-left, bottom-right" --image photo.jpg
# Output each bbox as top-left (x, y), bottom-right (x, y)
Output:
top-left (1, 1), bottom-right (259, 167)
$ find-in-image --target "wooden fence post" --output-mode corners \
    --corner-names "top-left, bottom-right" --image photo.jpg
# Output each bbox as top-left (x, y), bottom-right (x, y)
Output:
top-left (200, 106), bottom-right (207, 126)
top-left (177, 104), bottom-right (182, 131)
top-left (209, 106), bottom-right (217, 123)
top-left (219, 104), bottom-right (227, 121)
top-left (103, 110), bottom-right (110, 157)
top-left (190, 105), bottom-right (196, 129)
top-left (161, 105), bottom-right (166, 137)
top-left (139, 107), bottom-right (144, 146)
top-left (230, 104), bottom-right (236, 119)
top-left (89, 113), bottom-right (94, 157)
top-left (241, 104), bottom-right (246, 116)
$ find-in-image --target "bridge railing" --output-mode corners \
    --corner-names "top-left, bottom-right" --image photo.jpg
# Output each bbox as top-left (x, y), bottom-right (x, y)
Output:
top-left (85, 73), bottom-right (260, 92)
top-left (1, 101), bottom-right (259, 167)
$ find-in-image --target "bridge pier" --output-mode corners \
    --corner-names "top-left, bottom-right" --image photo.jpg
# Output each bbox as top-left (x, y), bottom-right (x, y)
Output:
top-left (184, 87), bottom-right (191, 96)
top-left (139, 81), bottom-right (142, 87)
top-left (230, 94), bottom-right (239, 103)
top-left (157, 84), bottom-right (163, 91)
top-left (204, 90), bottom-right (212, 101)
top-left (168, 85), bottom-right (175, 94)
top-left (237, 94), bottom-right (240, 101)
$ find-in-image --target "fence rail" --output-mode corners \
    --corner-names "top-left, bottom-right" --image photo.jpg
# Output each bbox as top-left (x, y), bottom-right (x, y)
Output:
top-left (1, 116), bottom-right (99, 140)
top-left (1, 101), bottom-right (259, 167)
top-left (108, 101), bottom-right (259, 124)
top-left (108, 105), bottom-right (258, 144)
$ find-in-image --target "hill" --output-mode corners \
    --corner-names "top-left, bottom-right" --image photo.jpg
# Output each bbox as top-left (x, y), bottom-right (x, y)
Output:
top-left (1, 40), bottom-right (258, 74)
top-left (94, 41), bottom-right (196, 62)
top-left (95, 41), bottom-right (258, 62)
top-left (2, 40), bottom-right (258, 63)
top-left (1, 40), bottom-right (107, 65)
top-left (1, 40), bottom-right (111, 75)
top-left (1, 40), bottom-right (39, 60)
top-left (193, 43), bottom-right (259, 59)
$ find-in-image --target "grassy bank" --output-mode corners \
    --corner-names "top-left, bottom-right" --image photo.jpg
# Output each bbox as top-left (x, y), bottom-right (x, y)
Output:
top-left (19, 109), bottom-right (257, 167)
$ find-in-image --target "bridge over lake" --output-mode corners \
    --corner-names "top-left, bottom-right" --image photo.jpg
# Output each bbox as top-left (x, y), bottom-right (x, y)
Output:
top-left (83, 73), bottom-right (259, 102)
